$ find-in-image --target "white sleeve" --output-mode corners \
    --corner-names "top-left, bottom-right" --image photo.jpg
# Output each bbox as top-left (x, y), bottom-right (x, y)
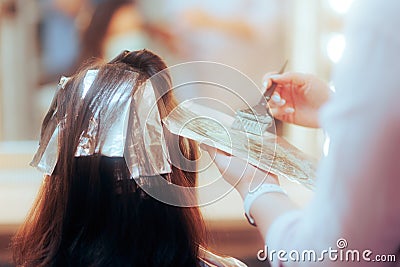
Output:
top-left (266, 1), bottom-right (400, 266)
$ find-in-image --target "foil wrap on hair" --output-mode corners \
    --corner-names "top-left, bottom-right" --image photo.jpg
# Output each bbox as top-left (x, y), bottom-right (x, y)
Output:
top-left (30, 69), bottom-right (172, 178)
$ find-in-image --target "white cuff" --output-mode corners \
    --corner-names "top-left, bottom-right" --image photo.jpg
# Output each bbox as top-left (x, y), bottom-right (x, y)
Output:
top-left (243, 184), bottom-right (287, 226)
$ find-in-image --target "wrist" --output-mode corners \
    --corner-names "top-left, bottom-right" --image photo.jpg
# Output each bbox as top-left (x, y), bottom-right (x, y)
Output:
top-left (236, 174), bottom-right (280, 199)
top-left (243, 183), bottom-right (288, 226)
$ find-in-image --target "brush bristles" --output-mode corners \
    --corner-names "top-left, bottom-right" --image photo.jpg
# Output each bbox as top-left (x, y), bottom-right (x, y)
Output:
top-left (236, 110), bottom-right (272, 122)
top-left (231, 113), bottom-right (273, 135)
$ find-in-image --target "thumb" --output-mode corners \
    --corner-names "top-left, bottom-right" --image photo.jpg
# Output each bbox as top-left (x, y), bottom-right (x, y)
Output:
top-left (200, 143), bottom-right (232, 171)
top-left (262, 72), bottom-right (280, 88)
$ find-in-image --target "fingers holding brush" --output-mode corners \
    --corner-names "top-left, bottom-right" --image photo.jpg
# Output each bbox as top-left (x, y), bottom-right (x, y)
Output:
top-left (262, 71), bottom-right (332, 128)
top-left (262, 71), bottom-right (296, 124)
top-left (269, 98), bottom-right (296, 124)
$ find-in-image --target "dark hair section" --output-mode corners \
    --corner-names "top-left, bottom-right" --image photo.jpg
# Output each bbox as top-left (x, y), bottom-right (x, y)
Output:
top-left (12, 50), bottom-right (206, 267)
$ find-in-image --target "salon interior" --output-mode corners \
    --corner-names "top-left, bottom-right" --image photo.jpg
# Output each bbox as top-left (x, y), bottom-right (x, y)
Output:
top-left (0, 0), bottom-right (352, 266)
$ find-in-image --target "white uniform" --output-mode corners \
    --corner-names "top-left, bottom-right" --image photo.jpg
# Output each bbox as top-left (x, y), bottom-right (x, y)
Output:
top-left (267, 0), bottom-right (400, 266)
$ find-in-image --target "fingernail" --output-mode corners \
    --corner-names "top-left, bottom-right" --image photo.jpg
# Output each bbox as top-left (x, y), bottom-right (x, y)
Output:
top-left (278, 99), bottom-right (286, 106)
top-left (263, 75), bottom-right (279, 88)
top-left (285, 107), bottom-right (295, 113)
top-left (268, 74), bottom-right (280, 80)
top-left (271, 94), bottom-right (281, 103)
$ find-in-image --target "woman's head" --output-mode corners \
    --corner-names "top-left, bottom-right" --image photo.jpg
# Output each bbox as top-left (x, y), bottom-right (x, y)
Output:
top-left (13, 50), bottom-right (206, 267)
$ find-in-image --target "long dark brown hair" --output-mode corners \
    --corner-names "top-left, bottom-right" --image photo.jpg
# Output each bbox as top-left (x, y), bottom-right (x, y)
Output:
top-left (12, 50), bottom-right (206, 267)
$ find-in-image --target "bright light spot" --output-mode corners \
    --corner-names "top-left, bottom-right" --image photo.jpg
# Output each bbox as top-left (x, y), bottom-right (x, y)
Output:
top-left (327, 33), bottom-right (346, 63)
top-left (323, 134), bottom-right (330, 157)
top-left (329, 0), bottom-right (354, 14)
top-left (329, 82), bottom-right (336, 93)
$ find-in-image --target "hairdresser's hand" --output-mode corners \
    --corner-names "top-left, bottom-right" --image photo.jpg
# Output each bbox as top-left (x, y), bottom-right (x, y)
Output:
top-left (201, 145), bottom-right (279, 199)
top-left (263, 72), bottom-right (332, 128)
top-left (203, 145), bottom-right (297, 236)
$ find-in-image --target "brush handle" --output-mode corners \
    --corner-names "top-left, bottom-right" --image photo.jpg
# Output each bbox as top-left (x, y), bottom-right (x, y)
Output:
top-left (259, 60), bottom-right (288, 105)
top-left (262, 82), bottom-right (278, 102)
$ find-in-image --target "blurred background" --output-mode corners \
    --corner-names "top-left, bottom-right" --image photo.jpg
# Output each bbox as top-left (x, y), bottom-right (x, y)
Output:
top-left (0, 0), bottom-right (352, 266)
